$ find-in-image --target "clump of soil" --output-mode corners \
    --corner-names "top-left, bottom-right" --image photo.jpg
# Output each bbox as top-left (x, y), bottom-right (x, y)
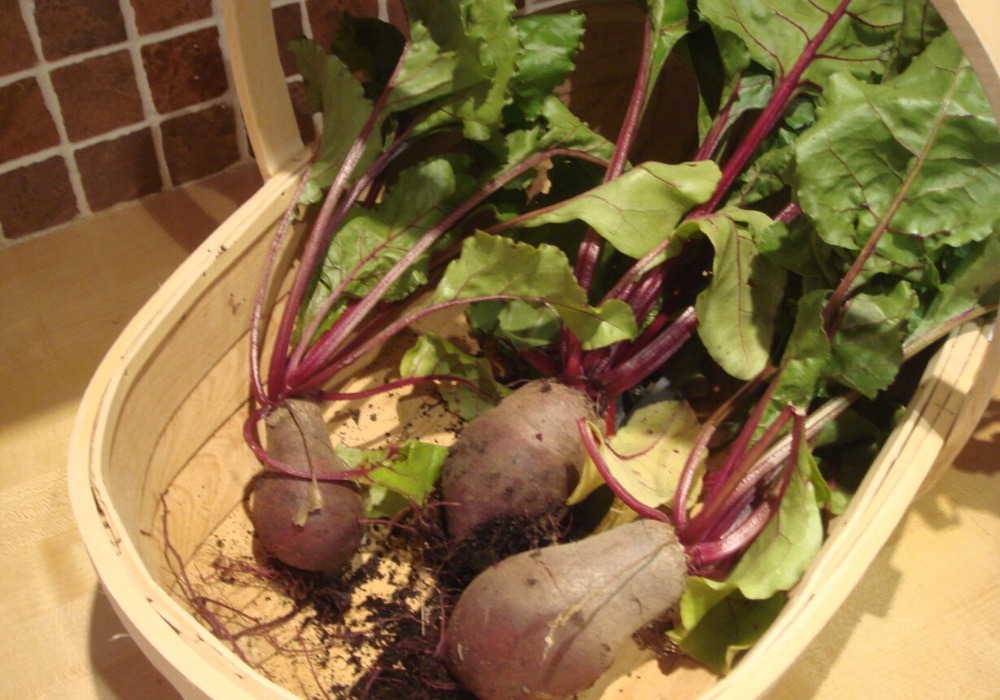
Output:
top-left (171, 490), bottom-right (569, 699)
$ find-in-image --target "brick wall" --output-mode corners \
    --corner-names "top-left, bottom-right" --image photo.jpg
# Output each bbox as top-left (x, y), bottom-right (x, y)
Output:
top-left (0, 0), bottom-right (383, 247)
top-left (0, 0), bottom-right (571, 248)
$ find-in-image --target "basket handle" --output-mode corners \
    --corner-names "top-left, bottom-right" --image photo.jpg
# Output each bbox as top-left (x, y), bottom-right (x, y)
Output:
top-left (221, 0), bottom-right (305, 179)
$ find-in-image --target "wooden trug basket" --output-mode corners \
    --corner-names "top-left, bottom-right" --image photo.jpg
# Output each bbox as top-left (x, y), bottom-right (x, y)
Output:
top-left (68, 1), bottom-right (1000, 698)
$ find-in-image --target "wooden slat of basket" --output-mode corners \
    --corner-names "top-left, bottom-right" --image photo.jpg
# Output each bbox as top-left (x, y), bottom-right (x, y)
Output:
top-left (706, 321), bottom-right (996, 699)
top-left (66, 1), bottom-right (1000, 699)
top-left (68, 168), bottom-right (309, 700)
top-left (221, 0), bottom-right (305, 179)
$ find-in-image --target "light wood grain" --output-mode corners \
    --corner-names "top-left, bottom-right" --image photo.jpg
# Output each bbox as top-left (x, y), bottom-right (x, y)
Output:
top-left (0, 165), bottom-right (263, 700)
top-left (6, 0), bottom-right (1000, 697)
top-left (2, 157), bottom-right (998, 700)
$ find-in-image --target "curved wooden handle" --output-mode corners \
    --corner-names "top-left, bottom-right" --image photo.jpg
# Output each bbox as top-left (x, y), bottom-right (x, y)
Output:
top-left (220, 0), bottom-right (305, 179)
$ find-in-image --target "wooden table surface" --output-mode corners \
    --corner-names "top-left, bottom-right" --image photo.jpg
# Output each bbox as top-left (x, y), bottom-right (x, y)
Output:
top-left (1, 163), bottom-right (998, 700)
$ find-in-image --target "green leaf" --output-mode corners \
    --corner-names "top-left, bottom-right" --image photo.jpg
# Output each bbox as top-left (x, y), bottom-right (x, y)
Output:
top-left (769, 290), bottom-right (832, 414)
top-left (395, 0), bottom-right (520, 140)
top-left (826, 281), bottom-right (919, 398)
top-left (909, 234), bottom-right (1000, 344)
top-left (536, 95), bottom-right (617, 161)
top-left (508, 13), bottom-right (586, 121)
top-left (329, 13), bottom-right (406, 99)
top-left (669, 577), bottom-right (785, 675)
top-left (895, 0), bottom-right (949, 67)
top-left (302, 156), bottom-right (470, 332)
top-left (336, 441), bottom-right (448, 519)
top-left (289, 36), bottom-right (377, 204)
top-left (385, 10), bottom-right (459, 112)
top-left (643, 0), bottom-right (692, 104)
top-left (399, 333), bottom-right (509, 420)
top-left (688, 208), bottom-right (787, 380)
top-left (670, 428), bottom-right (825, 672)
top-left (727, 441), bottom-right (825, 599)
top-left (432, 231), bottom-right (638, 350)
top-left (698, 0), bottom-right (902, 90)
top-left (731, 98), bottom-right (816, 207)
top-left (794, 32), bottom-right (1000, 280)
top-left (568, 400), bottom-right (704, 508)
top-left (518, 160), bottom-right (722, 261)
top-left (757, 218), bottom-right (839, 288)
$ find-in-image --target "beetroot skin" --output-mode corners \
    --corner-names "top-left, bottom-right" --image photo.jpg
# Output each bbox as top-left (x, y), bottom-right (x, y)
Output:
top-left (445, 519), bottom-right (687, 700)
top-left (249, 398), bottom-right (365, 573)
top-left (441, 380), bottom-right (596, 540)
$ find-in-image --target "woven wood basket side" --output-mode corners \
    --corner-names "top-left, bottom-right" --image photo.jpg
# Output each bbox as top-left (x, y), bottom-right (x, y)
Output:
top-left (66, 1), bottom-right (1000, 699)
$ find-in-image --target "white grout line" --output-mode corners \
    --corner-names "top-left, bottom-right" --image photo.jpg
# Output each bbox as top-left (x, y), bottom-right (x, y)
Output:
top-left (2, 0), bottom-right (322, 245)
top-left (296, 0), bottom-right (314, 41)
top-left (117, 0), bottom-right (174, 190)
top-left (16, 0), bottom-right (91, 217)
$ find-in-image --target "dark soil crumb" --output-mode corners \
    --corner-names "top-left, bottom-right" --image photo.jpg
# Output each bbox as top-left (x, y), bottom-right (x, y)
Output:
top-left (188, 485), bottom-right (605, 699)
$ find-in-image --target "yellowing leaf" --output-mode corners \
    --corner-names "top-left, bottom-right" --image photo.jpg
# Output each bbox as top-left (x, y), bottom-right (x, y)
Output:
top-left (568, 399), bottom-right (703, 509)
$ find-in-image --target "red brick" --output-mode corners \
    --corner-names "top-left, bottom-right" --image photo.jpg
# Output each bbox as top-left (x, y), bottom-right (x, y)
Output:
top-left (51, 51), bottom-right (145, 142)
top-left (306, 0), bottom-right (380, 54)
top-left (161, 104), bottom-right (241, 185)
top-left (273, 3), bottom-right (306, 78)
top-left (76, 129), bottom-right (162, 211)
top-left (288, 80), bottom-right (317, 145)
top-left (129, 0), bottom-right (212, 35)
top-left (0, 0), bottom-right (37, 76)
top-left (142, 27), bottom-right (229, 114)
top-left (0, 158), bottom-right (78, 238)
top-left (0, 78), bottom-right (60, 162)
top-left (34, 0), bottom-right (126, 61)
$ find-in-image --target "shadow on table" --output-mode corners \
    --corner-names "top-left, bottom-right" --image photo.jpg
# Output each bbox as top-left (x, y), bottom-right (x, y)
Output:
top-left (88, 585), bottom-right (182, 699)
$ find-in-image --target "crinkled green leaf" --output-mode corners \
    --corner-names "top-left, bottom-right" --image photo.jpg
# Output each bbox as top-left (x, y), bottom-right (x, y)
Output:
top-left (896, 0), bottom-right (949, 67)
top-left (826, 281), bottom-right (919, 398)
top-left (508, 13), bottom-right (586, 121)
top-left (795, 32), bottom-right (1000, 280)
top-left (289, 37), bottom-right (378, 204)
top-left (335, 441), bottom-right (448, 519)
top-left (698, 0), bottom-right (902, 90)
top-left (302, 156), bottom-right (470, 332)
top-left (568, 400), bottom-right (704, 508)
top-left (669, 577), bottom-right (785, 675)
top-left (385, 10), bottom-right (458, 112)
top-left (732, 99), bottom-right (816, 207)
top-left (395, 0), bottom-right (519, 140)
top-left (687, 208), bottom-right (786, 381)
top-left (909, 233), bottom-right (1000, 344)
top-left (770, 290), bottom-right (832, 413)
top-left (465, 298), bottom-right (563, 351)
top-left (399, 332), bottom-right (509, 420)
top-left (757, 218), bottom-right (839, 288)
top-left (432, 231), bottom-right (638, 350)
top-left (518, 161), bottom-right (721, 261)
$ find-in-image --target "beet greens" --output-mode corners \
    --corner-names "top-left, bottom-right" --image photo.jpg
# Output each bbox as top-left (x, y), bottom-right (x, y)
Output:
top-left (244, 0), bottom-right (1000, 677)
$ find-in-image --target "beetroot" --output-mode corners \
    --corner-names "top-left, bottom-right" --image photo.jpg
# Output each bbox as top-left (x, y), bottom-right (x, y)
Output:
top-left (444, 519), bottom-right (687, 700)
top-left (441, 380), bottom-right (596, 541)
top-left (249, 398), bottom-right (365, 573)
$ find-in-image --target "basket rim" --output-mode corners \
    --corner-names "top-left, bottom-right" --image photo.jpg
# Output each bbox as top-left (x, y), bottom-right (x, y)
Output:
top-left (66, 0), bottom-right (1000, 698)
